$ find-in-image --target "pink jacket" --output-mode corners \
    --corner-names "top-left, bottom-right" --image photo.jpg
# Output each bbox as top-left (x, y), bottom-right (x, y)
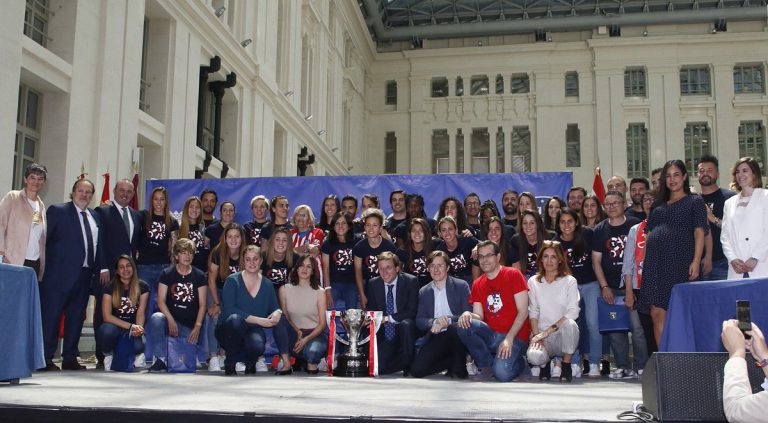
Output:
top-left (0, 189), bottom-right (46, 278)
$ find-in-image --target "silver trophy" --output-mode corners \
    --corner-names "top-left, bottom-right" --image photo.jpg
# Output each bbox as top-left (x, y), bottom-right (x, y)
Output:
top-left (327, 309), bottom-right (382, 377)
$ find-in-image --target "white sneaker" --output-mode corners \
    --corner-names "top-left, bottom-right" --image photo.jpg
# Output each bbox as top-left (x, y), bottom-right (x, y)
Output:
top-left (133, 353), bottom-right (146, 369)
top-left (255, 357), bottom-right (269, 372)
top-left (466, 361), bottom-right (479, 376)
top-left (637, 369), bottom-right (644, 379)
top-left (609, 368), bottom-right (637, 379)
top-left (571, 363), bottom-right (583, 378)
top-left (208, 355), bottom-right (222, 372)
top-left (551, 361), bottom-right (562, 378)
top-left (530, 366), bottom-right (540, 377)
top-left (318, 357), bottom-right (328, 372)
top-left (104, 355), bottom-right (113, 371)
top-left (235, 362), bottom-right (246, 372)
top-left (588, 363), bottom-right (601, 377)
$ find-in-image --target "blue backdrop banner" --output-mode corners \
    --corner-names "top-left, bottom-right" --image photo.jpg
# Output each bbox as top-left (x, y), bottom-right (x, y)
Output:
top-left (146, 173), bottom-right (573, 222)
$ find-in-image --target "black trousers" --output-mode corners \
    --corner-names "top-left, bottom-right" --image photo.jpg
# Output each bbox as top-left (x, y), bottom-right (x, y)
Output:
top-left (40, 268), bottom-right (94, 363)
top-left (410, 325), bottom-right (468, 378)
top-left (376, 318), bottom-right (416, 375)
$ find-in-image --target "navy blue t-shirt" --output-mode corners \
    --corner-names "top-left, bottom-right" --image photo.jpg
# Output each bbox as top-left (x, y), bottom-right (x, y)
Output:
top-left (700, 188), bottom-right (736, 262)
top-left (210, 254), bottom-right (239, 290)
top-left (399, 248), bottom-right (431, 288)
top-left (158, 266), bottom-right (206, 329)
top-left (137, 212), bottom-right (179, 265)
top-left (259, 222), bottom-right (293, 244)
top-left (106, 280), bottom-right (149, 324)
top-left (243, 220), bottom-right (269, 247)
top-left (555, 228), bottom-right (597, 284)
top-left (352, 238), bottom-right (398, 282)
top-left (434, 236), bottom-right (478, 284)
top-left (509, 235), bottom-right (539, 279)
top-left (321, 235), bottom-right (360, 285)
top-left (591, 217), bottom-right (641, 289)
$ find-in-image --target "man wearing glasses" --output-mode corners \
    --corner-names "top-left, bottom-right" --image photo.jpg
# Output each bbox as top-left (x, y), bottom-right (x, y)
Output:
top-left (591, 191), bottom-right (647, 379)
top-left (457, 240), bottom-right (531, 381)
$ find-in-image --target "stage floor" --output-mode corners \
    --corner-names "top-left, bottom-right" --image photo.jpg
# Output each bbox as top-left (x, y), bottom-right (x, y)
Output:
top-left (0, 364), bottom-right (643, 423)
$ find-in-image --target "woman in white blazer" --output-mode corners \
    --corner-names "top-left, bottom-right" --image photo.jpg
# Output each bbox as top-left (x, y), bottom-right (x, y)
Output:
top-left (721, 157), bottom-right (768, 280)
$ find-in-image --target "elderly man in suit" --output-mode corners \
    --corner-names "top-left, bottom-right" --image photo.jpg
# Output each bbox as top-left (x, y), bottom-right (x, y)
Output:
top-left (410, 250), bottom-right (471, 378)
top-left (39, 178), bottom-right (105, 371)
top-left (364, 251), bottom-right (419, 375)
top-left (93, 178), bottom-right (141, 367)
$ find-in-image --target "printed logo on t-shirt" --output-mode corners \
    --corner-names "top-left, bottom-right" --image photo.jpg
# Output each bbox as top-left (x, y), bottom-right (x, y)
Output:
top-left (228, 263), bottom-right (239, 274)
top-left (450, 254), bottom-right (468, 273)
top-left (148, 221), bottom-right (167, 245)
top-left (119, 296), bottom-right (137, 318)
top-left (410, 256), bottom-right (427, 276)
top-left (248, 227), bottom-right (262, 245)
top-left (486, 292), bottom-right (503, 314)
top-left (171, 282), bottom-right (195, 304)
top-left (333, 248), bottom-right (353, 267)
top-left (606, 235), bottom-right (627, 259)
top-left (564, 247), bottom-right (586, 266)
top-left (189, 230), bottom-right (204, 251)
top-left (364, 255), bottom-right (379, 276)
top-left (268, 268), bottom-right (289, 285)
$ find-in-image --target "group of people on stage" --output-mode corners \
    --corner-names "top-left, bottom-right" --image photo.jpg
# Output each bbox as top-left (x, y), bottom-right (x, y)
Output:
top-left (1, 153), bottom-right (766, 382)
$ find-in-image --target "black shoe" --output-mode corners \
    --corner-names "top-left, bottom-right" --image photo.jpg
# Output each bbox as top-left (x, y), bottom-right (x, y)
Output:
top-left (224, 365), bottom-right (237, 376)
top-left (292, 358), bottom-right (306, 372)
top-left (539, 362), bottom-right (551, 381)
top-left (275, 367), bottom-right (293, 376)
top-left (582, 358), bottom-right (589, 372)
top-left (306, 368), bottom-right (319, 375)
top-left (245, 364), bottom-right (256, 375)
top-left (560, 363), bottom-right (573, 382)
top-left (600, 359), bottom-right (611, 376)
top-left (148, 359), bottom-right (167, 372)
top-left (38, 360), bottom-right (60, 371)
top-left (61, 360), bottom-right (86, 370)
top-left (95, 360), bottom-right (104, 370)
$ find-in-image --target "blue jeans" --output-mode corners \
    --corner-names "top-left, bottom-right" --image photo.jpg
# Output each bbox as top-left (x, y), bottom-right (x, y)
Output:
top-left (578, 281), bottom-right (602, 365)
top-left (457, 319), bottom-right (529, 382)
top-left (137, 263), bottom-right (169, 361)
top-left (215, 313), bottom-right (290, 366)
top-left (331, 282), bottom-right (360, 310)
top-left (206, 287), bottom-right (223, 356)
top-left (287, 329), bottom-right (328, 364)
top-left (701, 257), bottom-right (729, 281)
top-left (149, 312), bottom-right (204, 360)
top-left (607, 288), bottom-right (649, 370)
top-left (97, 322), bottom-right (145, 355)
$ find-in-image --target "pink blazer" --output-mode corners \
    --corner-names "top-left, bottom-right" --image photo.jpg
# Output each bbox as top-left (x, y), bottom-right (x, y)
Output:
top-left (0, 189), bottom-right (46, 278)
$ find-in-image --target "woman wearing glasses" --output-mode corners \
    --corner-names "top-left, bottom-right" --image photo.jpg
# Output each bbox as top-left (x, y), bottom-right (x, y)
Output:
top-left (639, 160), bottom-right (707, 346)
top-left (410, 251), bottom-right (471, 378)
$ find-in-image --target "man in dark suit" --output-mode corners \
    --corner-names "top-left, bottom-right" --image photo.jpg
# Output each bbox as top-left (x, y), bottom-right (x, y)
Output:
top-left (364, 251), bottom-right (419, 375)
top-left (411, 251), bottom-right (472, 378)
top-left (93, 178), bottom-right (141, 366)
top-left (40, 179), bottom-right (105, 370)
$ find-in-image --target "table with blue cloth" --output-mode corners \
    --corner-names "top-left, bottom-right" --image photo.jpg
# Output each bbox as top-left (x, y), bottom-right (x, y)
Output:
top-left (660, 278), bottom-right (768, 352)
top-left (0, 263), bottom-right (45, 382)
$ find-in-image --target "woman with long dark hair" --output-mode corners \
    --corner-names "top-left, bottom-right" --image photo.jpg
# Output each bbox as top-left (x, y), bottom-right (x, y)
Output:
top-left (639, 159), bottom-right (707, 345)
top-left (317, 195), bottom-right (340, 234)
top-left (98, 255), bottom-right (148, 370)
top-left (400, 218), bottom-right (434, 288)
top-left (437, 197), bottom-right (474, 237)
top-left (434, 216), bottom-right (478, 286)
top-left (137, 187), bottom-right (178, 302)
top-left (579, 195), bottom-right (606, 228)
top-left (510, 209), bottom-right (552, 279)
top-left (543, 196), bottom-right (566, 232)
top-left (321, 212), bottom-right (360, 309)
top-left (204, 201), bottom-right (236, 252)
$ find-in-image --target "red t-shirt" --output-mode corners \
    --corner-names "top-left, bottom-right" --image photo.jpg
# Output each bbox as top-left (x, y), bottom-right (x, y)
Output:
top-left (469, 266), bottom-right (531, 342)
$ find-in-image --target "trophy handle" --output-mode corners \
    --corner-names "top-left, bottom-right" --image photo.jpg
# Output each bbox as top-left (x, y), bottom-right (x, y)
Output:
top-left (334, 333), bottom-right (350, 345)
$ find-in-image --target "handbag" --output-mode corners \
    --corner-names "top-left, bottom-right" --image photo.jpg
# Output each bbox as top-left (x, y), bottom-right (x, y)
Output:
top-left (597, 296), bottom-right (631, 334)
top-left (111, 332), bottom-right (135, 373)
top-left (166, 325), bottom-right (198, 373)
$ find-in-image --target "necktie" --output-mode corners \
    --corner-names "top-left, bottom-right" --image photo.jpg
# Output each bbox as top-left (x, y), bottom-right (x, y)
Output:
top-left (121, 207), bottom-right (131, 240)
top-left (81, 211), bottom-right (95, 267)
top-left (385, 284), bottom-right (395, 340)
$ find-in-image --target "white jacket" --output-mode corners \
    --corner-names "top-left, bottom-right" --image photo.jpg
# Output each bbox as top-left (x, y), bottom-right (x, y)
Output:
top-left (721, 188), bottom-right (768, 280)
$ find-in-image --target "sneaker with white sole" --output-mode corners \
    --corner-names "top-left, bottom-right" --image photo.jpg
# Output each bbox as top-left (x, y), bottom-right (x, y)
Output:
top-left (255, 357), bottom-right (269, 372)
top-left (466, 361), bottom-right (479, 376)
top-left (530, 366), bottom-right (540, 377)
top-left (571, 363), bottom-right (583, 378)
top-left (317, 357), bottom-right (328, 372)
top-left (609, 368), bottom-right (637, 379)
top-left (104, 355), bottom-right (113, 371)
top-left (551, 361), bottom-right (562, 379)
top-left (208, 356), bottom-right (222, 372)
top-left (587, 363), bottom-right (601, 377)
top-left (235, 362), bottom-right (246, 372)
top-left (134, 353), bottom-right (146, 369)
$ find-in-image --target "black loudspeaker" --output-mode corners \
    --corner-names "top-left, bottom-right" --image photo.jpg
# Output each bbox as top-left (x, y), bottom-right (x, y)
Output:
top-left (642, 352), bottom-right (765, 422)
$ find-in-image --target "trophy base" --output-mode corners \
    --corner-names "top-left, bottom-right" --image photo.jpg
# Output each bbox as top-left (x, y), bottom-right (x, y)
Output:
top-left (333, 354), bottom-right (369, 377)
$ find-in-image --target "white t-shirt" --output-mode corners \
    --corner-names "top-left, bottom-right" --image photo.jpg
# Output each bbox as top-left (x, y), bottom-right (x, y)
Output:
top-left (25, 197), bottom-right (43, 260)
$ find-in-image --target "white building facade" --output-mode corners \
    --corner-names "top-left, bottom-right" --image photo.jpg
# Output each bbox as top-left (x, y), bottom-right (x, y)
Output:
top-left (3, 0), bottom-right (767, 205)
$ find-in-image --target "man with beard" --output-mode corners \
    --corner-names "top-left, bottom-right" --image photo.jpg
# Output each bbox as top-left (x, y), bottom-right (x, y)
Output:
top-left (567, 187), bottom-right (587, 212)
top-left (464, 193), bottom-right (482, 233)
top-left (625, 178), bottom-right (648, 220)
top-left (697, 155), bottom-right (735, 280)
top-left (384, 190), bottom-right (408, 239)
top-left (392, 194), bottom-right (437, 247)
top-left (501, 190), bottom-right (518, 228)
top-left (650, 168), bottom-right (662, 192)
top-left (200, 189), bottom-right (218, 226)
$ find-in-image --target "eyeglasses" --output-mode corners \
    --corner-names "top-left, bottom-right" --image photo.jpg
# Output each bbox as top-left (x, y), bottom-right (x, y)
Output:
top-left (642, 198), bottom-right (654, 204)
top-left (604, 201), bottom-right (623, 209)
top-left (477, 253), bottom-right (498, 261)
top-left (428, 263), bottom-right (447, 270)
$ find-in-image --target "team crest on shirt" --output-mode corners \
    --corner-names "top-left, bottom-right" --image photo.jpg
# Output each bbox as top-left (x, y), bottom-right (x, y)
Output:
top-left (607, 236), bottom-right (627, 259)
top-left (565, 247), bottom-right (586, 265)
top-left (269, 268), bottom-right (289, 285)
top-left (148, 221), bottom-right (167, 242)
top-left (486, 293), bottom-right (503, 314)
top-left (171, 282), bottom-right (194, 304)
top-left (450, 254), bottom-right (468, 272)
top-left (189, 230), bottom-right (204, 250)
top-left (365, 255), bottom-right (379, 275)
top-left (248, 227), bottom-right (262, 245)
top-left (410, 257), bottom-right (427, 276)
top-left (333, 249), bottom-right (353, 267)
top-left (119, 296), bottom-right (137, 317)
